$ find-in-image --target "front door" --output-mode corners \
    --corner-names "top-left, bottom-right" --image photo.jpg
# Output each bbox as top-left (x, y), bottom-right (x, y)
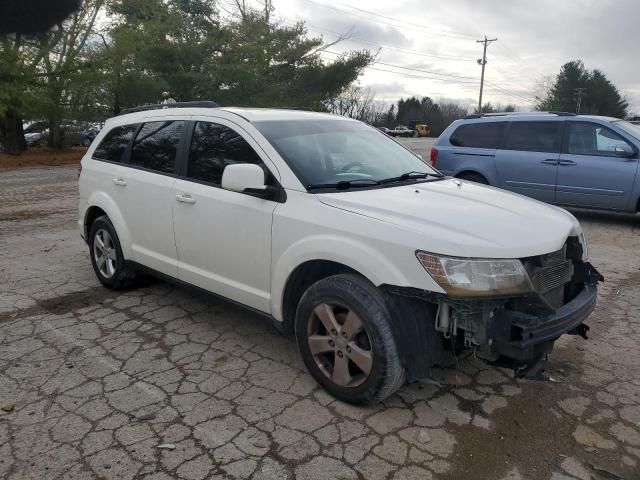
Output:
top-left (173, 119), bottom-right (279, 313)
top-left (556, 121), bottom-right (639, 210)
top-left (495, 121), bottom-right (563, 202)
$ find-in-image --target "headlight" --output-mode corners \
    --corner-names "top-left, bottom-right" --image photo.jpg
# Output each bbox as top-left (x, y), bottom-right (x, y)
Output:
top-left (416, 251), bottom-right (533, 297)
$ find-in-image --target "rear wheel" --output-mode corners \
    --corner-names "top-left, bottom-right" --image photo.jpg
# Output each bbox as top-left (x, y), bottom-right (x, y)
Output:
top-left (89, 215), bottom-right (139, 290)
top-left (295, 274), bottom-right (405, 404)
top-left (458, 173), bottom-right (489, 185)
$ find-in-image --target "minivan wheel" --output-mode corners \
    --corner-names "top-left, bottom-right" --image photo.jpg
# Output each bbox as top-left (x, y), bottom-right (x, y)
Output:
top-left (89, 215), bottom-right (138, 290)
top-left (295, 274), bottom-right (406, 404)
top-left (458, 173), bottom-right (489, 185)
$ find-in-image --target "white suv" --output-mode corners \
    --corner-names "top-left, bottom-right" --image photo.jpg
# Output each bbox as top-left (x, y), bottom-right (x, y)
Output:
top-left (78, 102), bottom-right (602, 404)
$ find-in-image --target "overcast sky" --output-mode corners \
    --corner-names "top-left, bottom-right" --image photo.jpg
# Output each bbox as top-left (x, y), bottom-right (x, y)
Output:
top-left (263, 0), bottom-right (639, 114)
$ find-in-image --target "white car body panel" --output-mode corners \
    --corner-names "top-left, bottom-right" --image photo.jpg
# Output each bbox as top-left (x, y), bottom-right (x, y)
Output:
top-left (317, 179), bottom-right (581, 259)
top-left (79, 106), bottom-right (585, 324)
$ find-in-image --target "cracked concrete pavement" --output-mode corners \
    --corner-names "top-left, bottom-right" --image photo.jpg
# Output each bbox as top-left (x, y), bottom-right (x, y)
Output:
top-left (0, 165), bottom-right (639, 480)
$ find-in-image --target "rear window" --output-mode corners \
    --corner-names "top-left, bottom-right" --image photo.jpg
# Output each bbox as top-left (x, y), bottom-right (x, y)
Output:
top-left (130, 121), bottom-right (185, 174)
top-left (93, 125), bottom-right (137, 162)
top-left (505, 122), bottom-right (562, 153)
top-left (449, 122), bottom-right (505, 148)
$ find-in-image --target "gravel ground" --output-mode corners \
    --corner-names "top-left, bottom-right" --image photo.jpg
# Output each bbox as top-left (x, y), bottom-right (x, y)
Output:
top-left (0, 165), bottom-right (639, 480)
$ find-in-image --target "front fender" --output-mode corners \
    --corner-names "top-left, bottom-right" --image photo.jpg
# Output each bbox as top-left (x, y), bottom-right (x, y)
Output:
top-left (86, 191), bottom-right (133, 259)
top-left (270, 234), bottom-right (441, 321)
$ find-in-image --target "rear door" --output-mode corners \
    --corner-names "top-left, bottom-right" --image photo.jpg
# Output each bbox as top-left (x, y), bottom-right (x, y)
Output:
top-left (495, 121), bottom-right (563, 202)
top-left (117, 119), bottom-right (186, 276)
top-left (556, 121), bottom-right (639, 210)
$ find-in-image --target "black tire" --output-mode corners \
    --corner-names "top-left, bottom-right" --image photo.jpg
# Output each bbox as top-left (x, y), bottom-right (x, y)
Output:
top-left (88, 215), bottom-right (139, 290)
top-left (458, 173), bottom-right (489, 185)
top-left (295, 274), bottom-right (406, 404)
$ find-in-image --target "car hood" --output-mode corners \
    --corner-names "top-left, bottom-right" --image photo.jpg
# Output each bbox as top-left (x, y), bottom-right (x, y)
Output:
top-left (317, 178), bottom-right (581, 258)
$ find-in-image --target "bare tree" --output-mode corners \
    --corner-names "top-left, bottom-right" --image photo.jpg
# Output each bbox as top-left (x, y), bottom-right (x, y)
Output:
top-left (326, 85), bottom-right (388, 124)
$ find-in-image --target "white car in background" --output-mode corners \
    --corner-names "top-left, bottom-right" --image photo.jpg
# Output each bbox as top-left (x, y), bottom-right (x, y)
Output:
top-left (78, 102), bottom-right (602, 404)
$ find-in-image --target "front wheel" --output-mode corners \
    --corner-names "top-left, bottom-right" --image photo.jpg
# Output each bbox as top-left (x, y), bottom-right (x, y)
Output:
top-left (295, 274), bottom-right (406, 404)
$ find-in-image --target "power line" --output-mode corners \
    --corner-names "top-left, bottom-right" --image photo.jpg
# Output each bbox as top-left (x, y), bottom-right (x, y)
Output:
top-left (334, 2), bottom-right (478, 40)
top-left (298, 23), bottom-right (475, 62)
top-left (322, 49), bottom-right (536, 103)
top-left (323, 50), bottom-right (480, 84)
top-left (299, 0), bottom-right (479, 41)
top-left (282, 19), bottom-right (475, 62)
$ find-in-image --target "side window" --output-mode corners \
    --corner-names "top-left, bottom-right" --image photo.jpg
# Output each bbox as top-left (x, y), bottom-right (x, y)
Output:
top-left (449, 122), bottom-right (506, 148)
top-left (187, 121), bottom-right (264, 185)
top-left (566, 122), bottom-right (631, 156)
top-left (505, 122), bottom-right (562, 153)
top-left (130, 121), bottom-right (185, 174)
top-left (93, 125), bottom-right (137, 163)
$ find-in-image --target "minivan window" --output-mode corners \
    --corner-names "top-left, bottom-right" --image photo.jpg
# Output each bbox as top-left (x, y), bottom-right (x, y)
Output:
top-left (566, 122), bottom-right (631, 156)
top-left (504, 122), bottom-right (562, 153)
top-left (449, 122), bottom-right (506, 148)
top-left (130, 121), bottom-right (185, 174)
top-left (93, 125), bottom-right (137, 163)
top-left (187, 122), bottom-right (264, 185)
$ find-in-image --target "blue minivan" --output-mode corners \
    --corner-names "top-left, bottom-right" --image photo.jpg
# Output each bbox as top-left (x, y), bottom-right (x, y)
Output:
top-left (433, 112), bottom-right (640, 212)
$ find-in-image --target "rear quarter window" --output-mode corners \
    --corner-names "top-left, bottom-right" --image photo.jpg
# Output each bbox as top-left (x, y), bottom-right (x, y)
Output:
top-left (449, 122), bottom-right (506, 148)
top-left (92, 125), bottom-right (138, 162)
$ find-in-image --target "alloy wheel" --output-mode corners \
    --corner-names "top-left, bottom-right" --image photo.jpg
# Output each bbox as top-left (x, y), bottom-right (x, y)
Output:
top-left (93, 228), bottom-right (117, 278)
top-left (307, 303), bottom-right (373, 387)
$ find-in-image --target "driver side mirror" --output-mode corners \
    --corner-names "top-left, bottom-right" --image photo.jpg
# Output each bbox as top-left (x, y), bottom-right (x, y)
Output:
top-left (221, 163), bottom-right (278, 200)
top-left (614, 144), bottom-right (635, 158)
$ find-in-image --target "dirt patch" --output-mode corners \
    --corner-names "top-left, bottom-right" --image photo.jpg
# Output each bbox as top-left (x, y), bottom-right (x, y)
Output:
top-left (441, 379), bottom-right (629, 480)
top-left (37, 286), bottom-right (116, 315)
top-left (0, 147), bottom-right (85, 170)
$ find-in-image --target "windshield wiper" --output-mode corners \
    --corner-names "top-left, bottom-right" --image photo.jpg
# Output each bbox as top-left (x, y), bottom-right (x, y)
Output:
top-left (307, 179), bottom-right (381, 190)
top-left (379, 171), bottom-right (444, 184)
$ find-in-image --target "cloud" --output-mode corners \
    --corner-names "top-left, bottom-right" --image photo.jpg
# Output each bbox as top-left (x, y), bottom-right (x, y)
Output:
top-left (281, 0), bottom-right (640, 112)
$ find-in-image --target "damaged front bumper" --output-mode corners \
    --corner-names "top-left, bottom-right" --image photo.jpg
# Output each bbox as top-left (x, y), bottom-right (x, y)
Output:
top-left (490, 280), bottom-right (598, 363)
top-left (385, 261), bottom-right (603, 381)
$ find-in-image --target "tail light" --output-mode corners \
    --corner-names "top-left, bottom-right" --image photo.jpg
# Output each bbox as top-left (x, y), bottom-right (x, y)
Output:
top-left (430, 147), bottom-right (438, 166)
top-left (77, 164), bottom-right (82, 180)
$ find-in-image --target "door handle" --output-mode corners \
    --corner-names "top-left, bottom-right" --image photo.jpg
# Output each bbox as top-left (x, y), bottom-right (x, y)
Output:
top-left (176, 193), bottom-right (196, 204)
top-left (558, 160), bottom-right (577, 166)
top-left (541, 159), bottom-right (559, 165)
top-left (112, 178), bottom-right (127, 186)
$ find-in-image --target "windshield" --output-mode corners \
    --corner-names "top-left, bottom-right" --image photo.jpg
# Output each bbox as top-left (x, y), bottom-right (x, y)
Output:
top-left (614, 120), bottom-right (640, 140)
top-left (254, 119), bottom-right (439, 189)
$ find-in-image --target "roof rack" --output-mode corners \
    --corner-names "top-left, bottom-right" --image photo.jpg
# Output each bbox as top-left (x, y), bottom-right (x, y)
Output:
top-left (119, 100), bottom-right (219, 115)
top-left (464, 111), bottom-right (577, 120)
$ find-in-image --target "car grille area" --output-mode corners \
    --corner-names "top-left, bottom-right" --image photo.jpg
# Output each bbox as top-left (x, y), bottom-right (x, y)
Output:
top-left (525, 246), bottom-right (574, 309)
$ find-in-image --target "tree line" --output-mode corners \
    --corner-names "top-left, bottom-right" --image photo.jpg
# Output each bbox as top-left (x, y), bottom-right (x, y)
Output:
top-left (0, 0), bottom-right (631, 155)
top-left (0, 0), bottom-right (374, 154)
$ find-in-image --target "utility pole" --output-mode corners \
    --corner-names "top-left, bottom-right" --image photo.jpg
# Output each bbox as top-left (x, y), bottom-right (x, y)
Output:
top-left (574, 88), bottom-right (587, 114)
top-left (477, 36), bottom-right (497, 113)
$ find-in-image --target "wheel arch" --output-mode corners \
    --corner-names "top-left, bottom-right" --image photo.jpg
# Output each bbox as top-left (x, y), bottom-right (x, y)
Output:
top-left (84, 191), bottom-right (133, 258)
top-left (280, 260), bottom-right (361, 334)
top-left (455, 169), bottom-right (489, 183)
